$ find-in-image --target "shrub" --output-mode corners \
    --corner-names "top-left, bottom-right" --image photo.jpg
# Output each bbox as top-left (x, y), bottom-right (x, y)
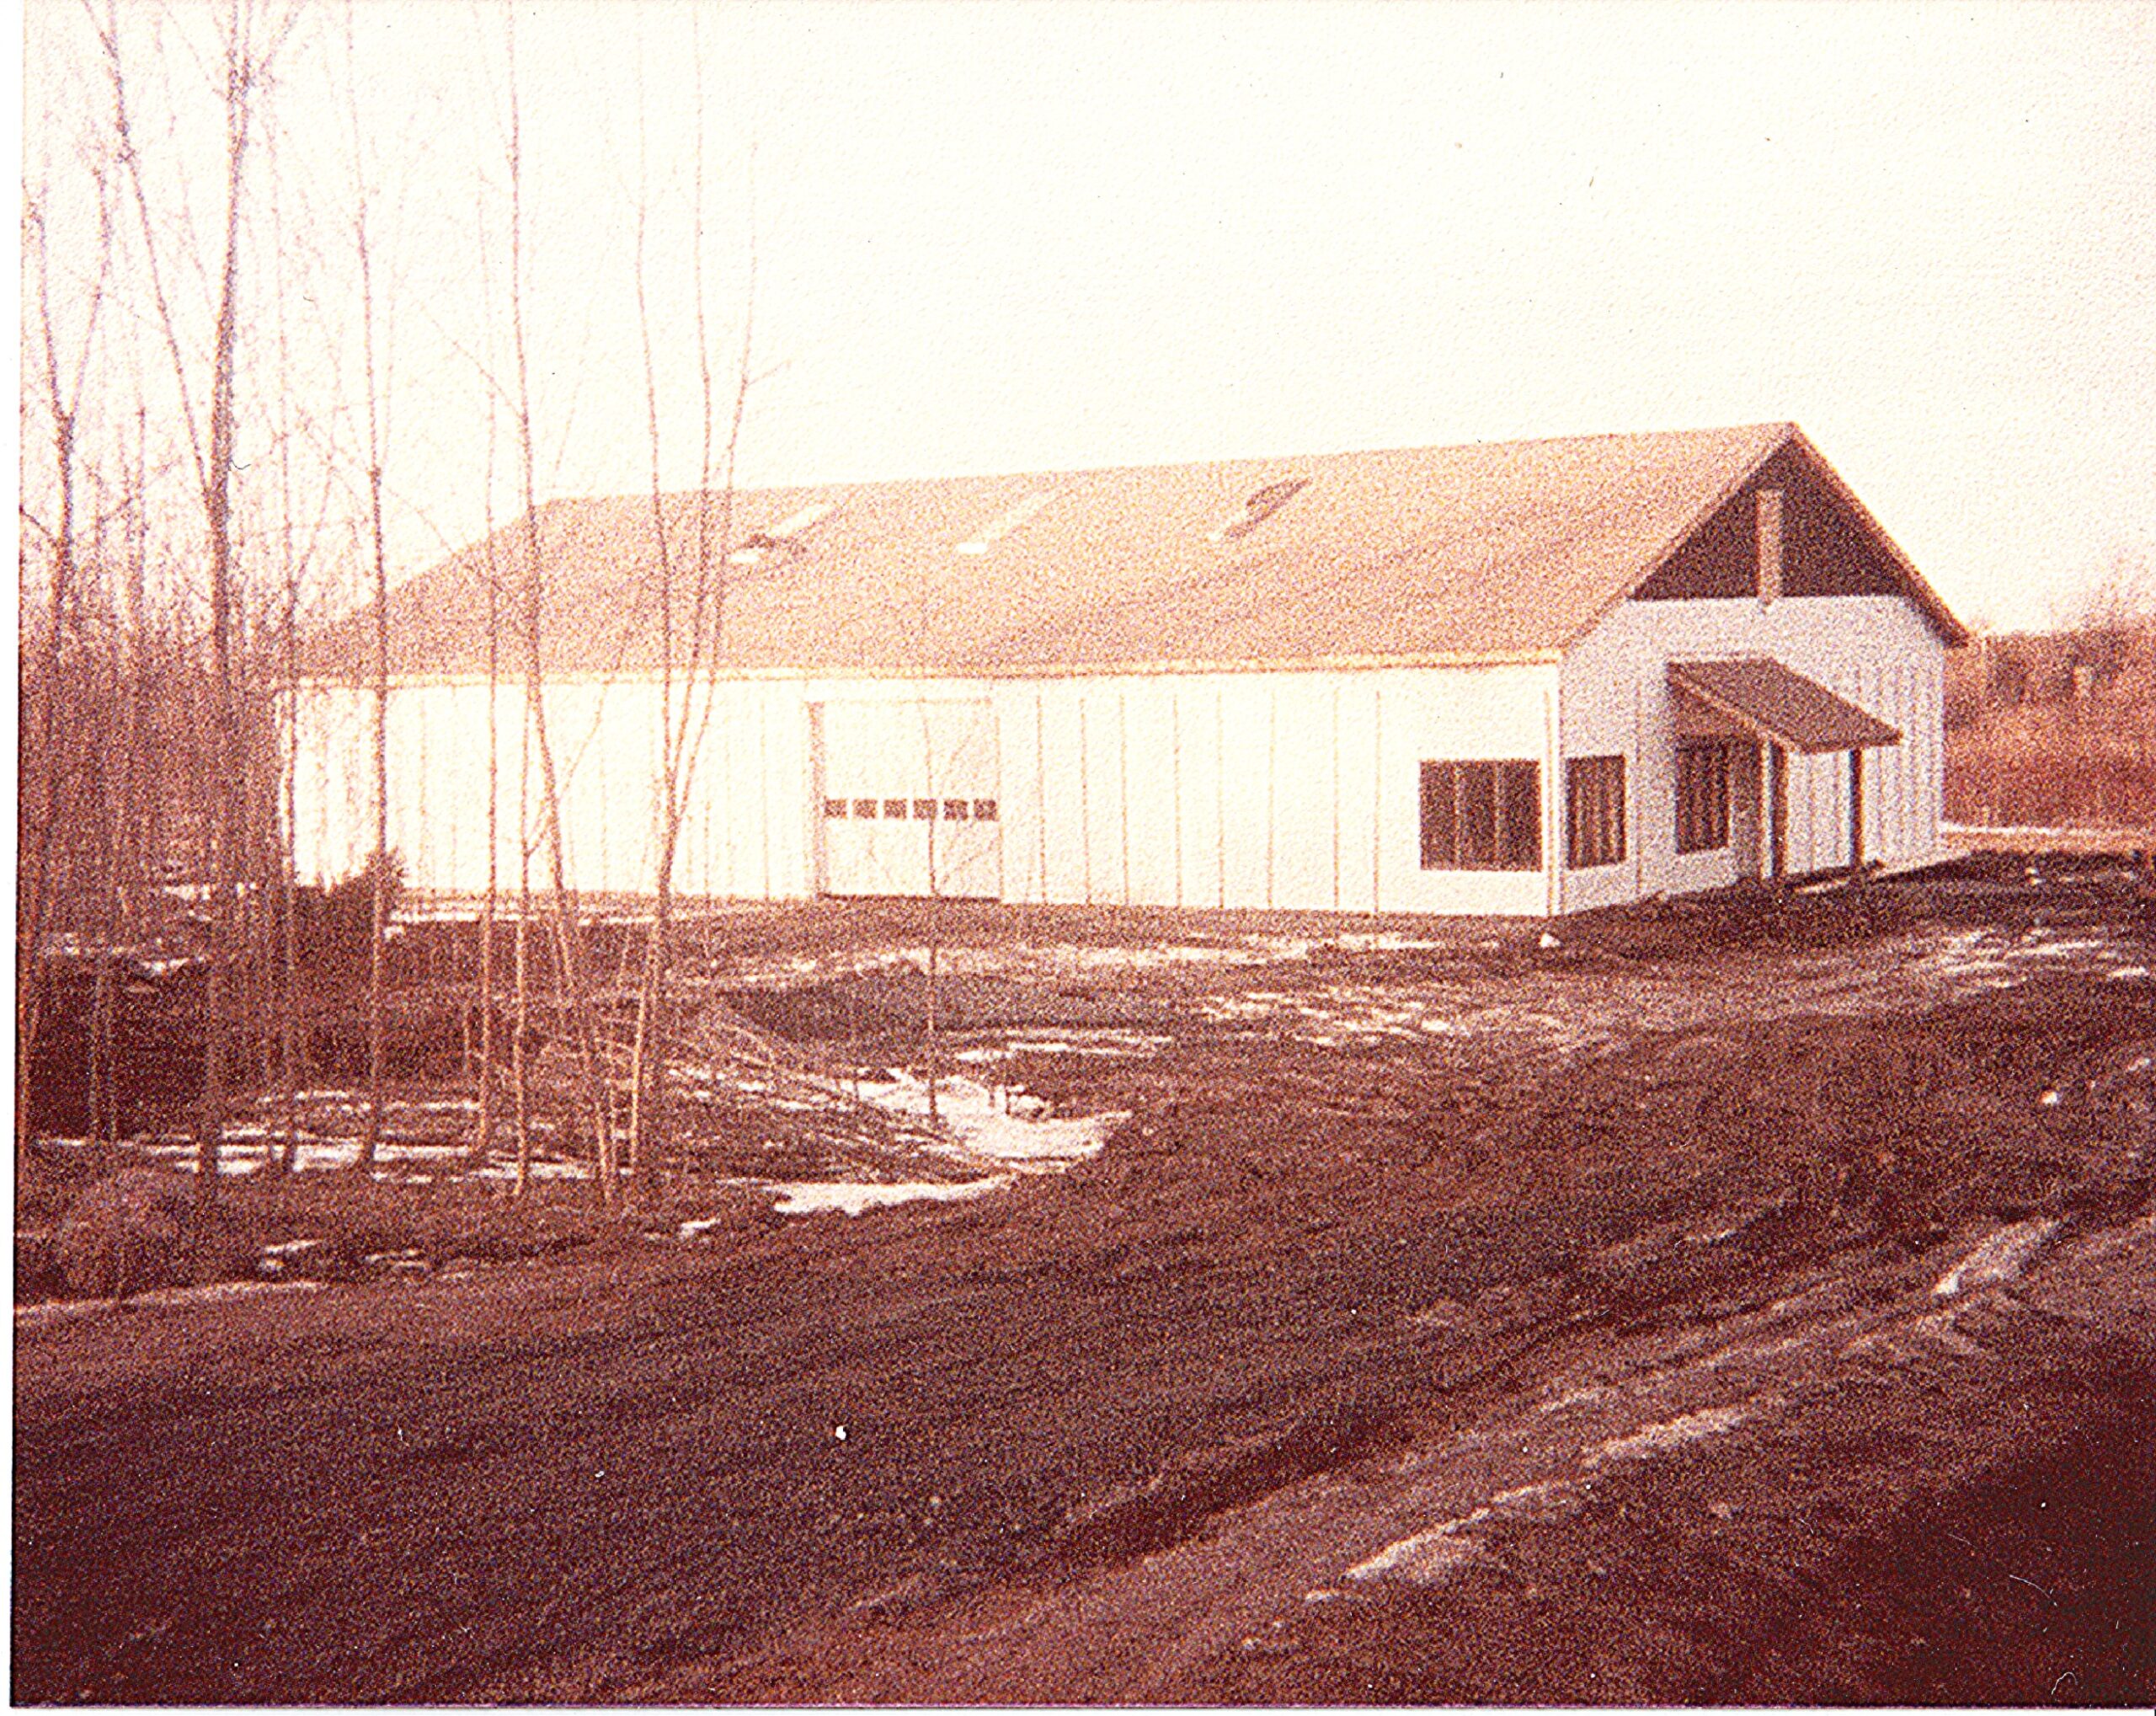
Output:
top-left (52, 1168), bottom-right (198, 1301)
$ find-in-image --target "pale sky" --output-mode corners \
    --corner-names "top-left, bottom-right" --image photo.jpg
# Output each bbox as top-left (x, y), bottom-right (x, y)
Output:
top-left (19, 0), bottom-right (2156, 631)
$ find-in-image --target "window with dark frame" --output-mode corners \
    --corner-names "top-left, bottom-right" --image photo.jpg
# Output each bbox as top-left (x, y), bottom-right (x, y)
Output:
top-left (1420, 760), bottom-right (1541, 870)
top-left (1566, 755), bottom-right (1627, 869)
top-left (851, 799), bottom-right (878, 819)
top-left (823, 798), bottom-right (846, 819)
top-left (942, 799), bottom-right (969, 821)
top-left (1675, 740), bottom-right (1732, 853)
top-left (973, 799), bottom-right (999, 821)
top-left (883, 798), bottom-right (909, 820)
top-left (913, 799), bottom-right (935, 820)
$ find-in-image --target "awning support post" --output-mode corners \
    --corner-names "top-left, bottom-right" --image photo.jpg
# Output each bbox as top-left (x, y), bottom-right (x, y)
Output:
top-left (1848, 747), bottom-right (1865, 879)
top-left (1768, 743), bottom-right (1787, 883)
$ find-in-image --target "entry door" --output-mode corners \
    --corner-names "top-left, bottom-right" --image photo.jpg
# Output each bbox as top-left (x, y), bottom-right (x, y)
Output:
top-left (814, 699), bottom-right (1001, 898)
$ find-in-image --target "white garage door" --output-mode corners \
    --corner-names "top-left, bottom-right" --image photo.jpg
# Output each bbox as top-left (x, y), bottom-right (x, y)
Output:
top-left (813, 699), bottom-right (1001, 898)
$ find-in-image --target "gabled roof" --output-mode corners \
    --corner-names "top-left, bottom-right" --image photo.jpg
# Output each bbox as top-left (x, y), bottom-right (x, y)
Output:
top-left (302, 423), bottom-right (1962, 682)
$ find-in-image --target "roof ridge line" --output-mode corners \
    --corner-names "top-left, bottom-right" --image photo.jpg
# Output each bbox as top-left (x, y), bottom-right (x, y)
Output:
top-left (531, 423), bottom-right (1806, 508)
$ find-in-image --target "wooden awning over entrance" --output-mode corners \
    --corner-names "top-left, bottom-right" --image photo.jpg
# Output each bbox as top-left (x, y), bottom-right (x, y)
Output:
top-left (1668, 658), bottom-right (1900, 754)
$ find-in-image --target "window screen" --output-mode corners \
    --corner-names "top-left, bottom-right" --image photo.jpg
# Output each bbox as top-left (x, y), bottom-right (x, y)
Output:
top-left (1566, 755), bottom-right (1627, 869)
top-left (1676, 740), bottom-right (1732, 853)
top-left (1420, 760), bottom-right (1541, 870)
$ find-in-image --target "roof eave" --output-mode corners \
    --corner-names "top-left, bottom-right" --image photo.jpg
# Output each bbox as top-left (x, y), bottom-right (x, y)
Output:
top-left (286, 646), bottom-right (1565, 691)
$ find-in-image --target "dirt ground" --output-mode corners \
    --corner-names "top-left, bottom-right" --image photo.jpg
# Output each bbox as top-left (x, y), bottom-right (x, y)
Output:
top-left (13, 854), bottom-right (2156, 1705)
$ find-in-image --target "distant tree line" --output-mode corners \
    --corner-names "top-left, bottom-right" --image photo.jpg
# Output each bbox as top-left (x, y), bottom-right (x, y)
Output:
top-left (1945, 550), bottom-right (2156, 828)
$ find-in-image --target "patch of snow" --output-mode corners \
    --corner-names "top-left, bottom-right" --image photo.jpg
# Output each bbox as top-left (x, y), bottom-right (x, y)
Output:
top-left (1346, 1479), bottom-right (1581, 1586)
top-left (766, 1177), bottom-right (1009, 1217)
top-left (472, 1157), bottom-right (590, 1183)
top-left (16, 1279), bottom-right (328, 1329)
top-left (1933, 1217), bottom-right (2059, 1299)
top-left (954, 1029), bottom-right (1171, 1061)
top-left (1910, 1309), bottom-right (1986, 1356)
top-left (1588, 1403), bottom-right (1750, 1466)
top-left (2111, 966), bottom-right (2151, 981)
top-left (856, 1072), bottom-right (1126, 1166)
top-left (1321, 932), bottom-right (1454, 953)
top-left (1346, 1507), bottom-right (1494, 1584)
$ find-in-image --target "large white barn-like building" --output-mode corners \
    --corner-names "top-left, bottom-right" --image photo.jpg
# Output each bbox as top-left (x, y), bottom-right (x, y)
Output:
top-left (291, 423), bottom-right (1966, 917)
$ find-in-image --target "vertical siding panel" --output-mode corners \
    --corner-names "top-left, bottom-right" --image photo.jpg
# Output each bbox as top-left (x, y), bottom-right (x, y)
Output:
top-left (757, 692), bottom-right (772, 899)
top-left (1631, 679), bottom-right (1645, 897)
top-left (1033, 688), bottom-right (1070, 904)
top-left (1904, 658), bottom-right (1920, 858)
top-left (1214, 684), bottom-right (1227, 910)
top-left (1265, 687), bottom-right (1278, 910)
top-left (1372, 682), bottom-right (1385, 915)
top-left (1122, 684), bottom-right (1177, 907)
top-left (1171, 678), bottom-right (1214, 913)
top-left (1036, 689), bottom-right (1053, 903)
top-left (1216, 682), bottom-right (1252, 910)
top-left (1319, 681), bottom-right (1337, 909)
top-left (1076, 694), bottom-right (1093, 903)
top-left (1118, 688), bottom-right (1133, 906)
top-left (1171, 691), bottom-right (1184, 909)
top-left (1268, 677), bottom-right (1333, 911)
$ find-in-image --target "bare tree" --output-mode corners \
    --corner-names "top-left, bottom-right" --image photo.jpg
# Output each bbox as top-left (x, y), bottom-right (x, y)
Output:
top-left (339, 0), bottom-right (399, 1176)
top-left (99, 0), bottom-right (296, 1198)
top-left (471, 196), bottom-right (504, 1180)
top-left (17, 157), bottom-right (115, 1152)
top-left (499, 12), bottom-right (616, 1205)
top-left (622, 24), bottom-right (754, 1193)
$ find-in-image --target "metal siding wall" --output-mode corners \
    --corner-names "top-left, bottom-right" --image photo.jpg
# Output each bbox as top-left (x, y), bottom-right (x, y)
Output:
top-left (983, 688), bottom-right (1041, 904)
top-left (1086, 689), bottom-right (1128, 904)
top-left (1337, 687), bottom-right (1380, 914)
top-left (290, 685), bottom-right (371, 885)
top-left (1552, 656), bottom-right (1645, 915)
top-left (1563, 593), bottom-right (1950, 900)
top-left (1270, 679), bottom-right (1334, 910)
top-left (1121, 683), bottom-right (1179, 906)
top-left (312, 630), bottom-right (1959, 916)
top-left (1033, 688), bottom-right (1085, 903)
top-left (1212, 678), bottom-right (1271, 908)
top-left (1378, 668), bottom-right (1556, 917)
